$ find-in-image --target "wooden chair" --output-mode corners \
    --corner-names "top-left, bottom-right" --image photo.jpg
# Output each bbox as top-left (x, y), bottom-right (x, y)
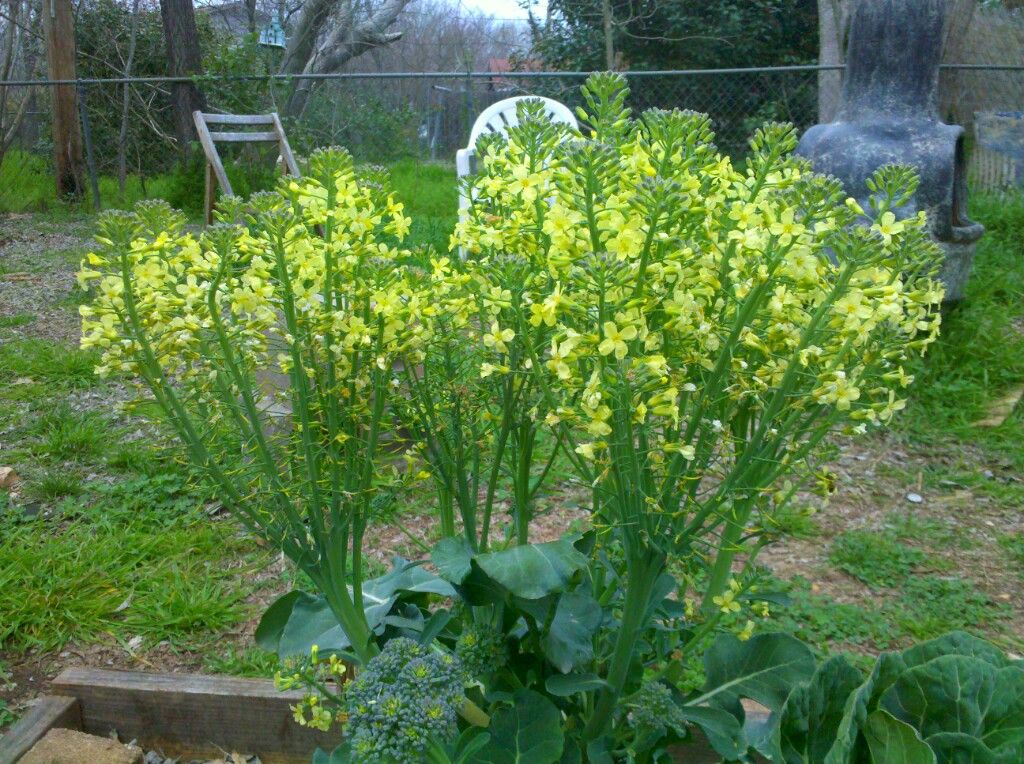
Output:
top-left (192, 111), bottom-right (300, 225)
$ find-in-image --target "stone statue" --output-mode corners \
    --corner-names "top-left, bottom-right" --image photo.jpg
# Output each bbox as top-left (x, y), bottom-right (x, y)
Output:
top-left (796, 0), bottom-right (984, 303)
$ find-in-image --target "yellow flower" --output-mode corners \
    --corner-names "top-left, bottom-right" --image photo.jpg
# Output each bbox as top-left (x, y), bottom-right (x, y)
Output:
top-left (598, 321), bottom-right (637, 359)
top-left (712, 589), bottom-right (741, 614)
top-left (872, 210), bottom-right (904, 244)
top-left (483, 322), bottom-right (515, 354)
top-left (738, 620), bottom-right (755, 641)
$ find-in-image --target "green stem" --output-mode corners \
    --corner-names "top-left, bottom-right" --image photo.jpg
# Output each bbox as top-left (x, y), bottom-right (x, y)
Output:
top-left (582, 548), bottom-right (665, 741)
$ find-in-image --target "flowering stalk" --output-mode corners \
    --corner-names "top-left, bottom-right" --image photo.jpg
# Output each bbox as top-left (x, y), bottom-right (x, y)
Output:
top-left (79, 150), bottom-right (420, 665)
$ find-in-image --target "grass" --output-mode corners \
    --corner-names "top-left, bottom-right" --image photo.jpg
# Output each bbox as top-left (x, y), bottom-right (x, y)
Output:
top-left (0, 314), bottom-right (35, 328)
top-left (894, 576), bottom-right (1010, 641)
top-left (999, 533), bottom-right (1024, 572)
top-left (828, 529), bottom-right (926, 588)
top-left (0, 339), bottom-right (98, 388)
top-left (31, 405), bottom-right (112, 460)
top-left (898, 192), bottom-right (1024, 465)
top-left (0, 469), bottom-right (262, 652)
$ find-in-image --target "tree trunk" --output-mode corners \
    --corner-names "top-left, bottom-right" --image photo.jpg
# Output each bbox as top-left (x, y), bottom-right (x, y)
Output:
top-left (118, 0), bottom-right (142, 195)
top-left (42, 0), bottom-right (85, 199)
top-left (601, 0), bottom-right (615, 70)
top-left (159, 0), bottom-right (206, 158)
top-left (817, 0), bottom-right (849, 123)
top-left (280, 0), bottom-right (414, 118)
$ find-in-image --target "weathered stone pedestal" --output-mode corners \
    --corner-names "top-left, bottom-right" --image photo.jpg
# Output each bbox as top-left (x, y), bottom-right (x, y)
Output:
top-left (796, 0), bottom-right (984, 303)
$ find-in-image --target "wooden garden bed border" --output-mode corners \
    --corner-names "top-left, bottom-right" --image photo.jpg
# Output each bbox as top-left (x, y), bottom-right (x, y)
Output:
top-left (0, 668), bottom-right (339, 764)
top-left (1, 667), bottom-right (739, 763)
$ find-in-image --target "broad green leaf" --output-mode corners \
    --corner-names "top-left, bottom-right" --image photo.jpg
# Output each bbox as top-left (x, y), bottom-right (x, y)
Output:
top-left (864, 710), bottom-right (936, 764)
top-left (459, 560), bottom-right (508, 605)
top-left (881, 655), bottom-right (1024, 754)
top-left (312, 744), bottom-right (350, 763)
top-left (432, 536), bottom-right (474, 584)
top-left (825, 652), bottom-right (908, 764)
top-left (774, 656), bottom-right (863, 764)
top-left (452, 729), bottom-right (492, 764)
top-left (476, 538), bottom-right (587, 600)
top-left (259, 559), bottom-right (455, 658)
top-left (543, 590), bottom-right (603, 673)
top-left (365, 557), bottom-right (456, 599)
top-left (545, 672), bottom-right (609, 696)
top-left (254, 590), bottom-right (307, 652)
top-left (676, 704), bottom-right (745, 760)
top-left (475, 689), bottom-right (565, 764)
top-left (695, 632), bottom-right (816, 713)
top-left (901, 632), bottom-right (1020, 672)
top-left (278, 594), bottom-right (351, 657)
top-left (924, 733), bottom-right (1001, 764)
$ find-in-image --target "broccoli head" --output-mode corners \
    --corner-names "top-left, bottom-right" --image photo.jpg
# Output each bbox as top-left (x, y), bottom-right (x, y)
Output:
top-left (455, 623), bottom-right (507, 681)
top-left (345, 637), bottom-right (466, 763)
top-left (624, 681), bottom-right (686, 734)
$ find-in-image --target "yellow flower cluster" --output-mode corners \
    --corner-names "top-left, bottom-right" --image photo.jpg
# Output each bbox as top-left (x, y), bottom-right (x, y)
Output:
top-left (77, 148), bottom-right (428, 550)
top-left (449, 74), bottom-right (943, 548)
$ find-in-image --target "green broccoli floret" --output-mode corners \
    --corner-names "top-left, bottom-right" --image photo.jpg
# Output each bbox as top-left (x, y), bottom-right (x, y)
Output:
top-left (345, 637), bottom-right (465, 763)
top-left (455, 623), bottom-right (507, 680)
top-left (624, 681), bottom-right (686, 734)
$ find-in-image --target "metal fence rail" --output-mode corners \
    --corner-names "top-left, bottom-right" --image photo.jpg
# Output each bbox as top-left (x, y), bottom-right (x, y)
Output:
top-left (1, 65), bottom-right (1022, 210)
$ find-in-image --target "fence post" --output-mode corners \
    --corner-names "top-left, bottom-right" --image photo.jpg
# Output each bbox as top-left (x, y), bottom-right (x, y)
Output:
top-left (77, 81), bottom-right (101, 211)
top-left (464, 68), bottom-right (473, 140)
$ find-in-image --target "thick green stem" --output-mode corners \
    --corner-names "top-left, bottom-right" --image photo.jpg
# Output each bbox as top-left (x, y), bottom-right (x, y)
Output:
top-left (582, 549), bottom-right (665, 741)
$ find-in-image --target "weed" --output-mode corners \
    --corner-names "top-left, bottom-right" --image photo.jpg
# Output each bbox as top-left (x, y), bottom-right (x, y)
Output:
top-left (0, 314), bottom-right (35, 328)
top-left (883, 511), bottom-right (963, 548)
top-left (0, 339), bottom-right (97, 388)
top-left (25, 469), bottom-right (84, 500)
top-left (763, 576), bottom-right (899, 651)
top-left (203, 645), bottom-right (279, 677)
top-left (765, 503), bottom-right (821, 539)
top-left (32, 405), bottom-right (111, 460)
top-left (828, 529), bottom-right (925, 588)
top-left (891, 576), bottom-right (1010, 641)
top-left (999, 532), bottom-right (1024, 571)
top-left (0, 475), bottom-right (264, 651)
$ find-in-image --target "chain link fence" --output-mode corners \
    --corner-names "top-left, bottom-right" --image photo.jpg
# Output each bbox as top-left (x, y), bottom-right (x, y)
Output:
top-left (1, 65), bottom-right (1023, 211)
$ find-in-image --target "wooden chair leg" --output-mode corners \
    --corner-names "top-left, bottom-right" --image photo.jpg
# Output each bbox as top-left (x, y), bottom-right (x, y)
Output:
top-left (204, 161), bottom-right (215, 226)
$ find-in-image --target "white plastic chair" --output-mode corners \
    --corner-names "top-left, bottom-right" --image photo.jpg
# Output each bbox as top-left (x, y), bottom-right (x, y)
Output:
top-left (456, 96), bottom-right (578, 218)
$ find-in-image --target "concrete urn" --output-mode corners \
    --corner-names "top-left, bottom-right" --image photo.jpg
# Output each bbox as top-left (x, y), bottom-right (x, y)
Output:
top-left (796, 0), bottom-right (984, 303)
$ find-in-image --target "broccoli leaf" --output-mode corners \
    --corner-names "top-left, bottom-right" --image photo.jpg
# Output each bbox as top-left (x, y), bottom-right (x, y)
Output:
top-left (770, 655), bottom-right (863, 763)
top-left (863, 710), bottom-right (936, 763)
top-left (476, 689), bottom-right (565, 764)
top-left (475, 538), bottom-right (587, 599)
top-left (880, 655), bottom-right (1024, 757)
top-left (695, 632), bottom-right (817, 714)
top-left (542, 590), bottom-right (603, 673)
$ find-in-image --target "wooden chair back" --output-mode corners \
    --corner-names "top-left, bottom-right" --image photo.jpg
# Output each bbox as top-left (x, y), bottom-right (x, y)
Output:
top-left (192, 111), bottom-right (300, 224)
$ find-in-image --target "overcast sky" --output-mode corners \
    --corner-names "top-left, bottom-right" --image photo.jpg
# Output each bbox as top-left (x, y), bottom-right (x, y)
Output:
top-left (458, 0), bottom-right (546, 21)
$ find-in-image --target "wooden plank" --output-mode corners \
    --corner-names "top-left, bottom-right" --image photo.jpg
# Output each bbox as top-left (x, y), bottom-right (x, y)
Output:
top-left (272, 113), bottom-right (302, 177)
top-left (200, 113), bottom-right (275, 125)
top-left (51, 668), bottom-right (340, 764)
top-left (204, 161), bottom-right (216, 226)
top-left (0, 696), bottom-right (81, 764)
top-left (209, 131), bottom-right (281, 143)
top-left (192, 110), bottom-right (232, 196)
